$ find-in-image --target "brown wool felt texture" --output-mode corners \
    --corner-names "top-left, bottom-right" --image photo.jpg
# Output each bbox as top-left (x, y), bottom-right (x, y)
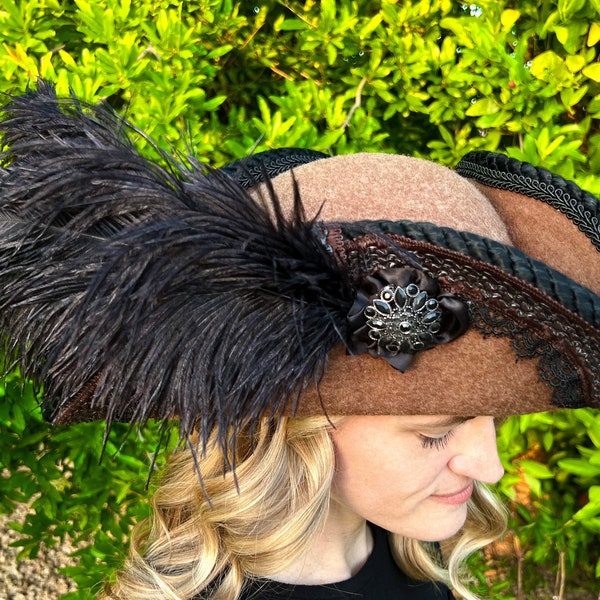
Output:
top-left (295, 335), bottom-right (551, 418)
top-left (256, 154), bottom-right (513, 243)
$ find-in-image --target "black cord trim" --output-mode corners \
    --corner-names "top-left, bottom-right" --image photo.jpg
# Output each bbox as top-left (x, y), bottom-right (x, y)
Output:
top-left (219, 149), bottom-right (328, 189)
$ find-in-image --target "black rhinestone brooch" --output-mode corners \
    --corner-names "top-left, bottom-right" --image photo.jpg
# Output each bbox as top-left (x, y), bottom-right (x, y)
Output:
top-left (346, 267), bottom-right (470, 372)
top-left (364, 283), bottom-right (442, 353)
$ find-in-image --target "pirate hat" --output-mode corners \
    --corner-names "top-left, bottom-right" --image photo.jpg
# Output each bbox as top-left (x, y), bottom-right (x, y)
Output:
top-left (0, 81), bottom-right (598, 447)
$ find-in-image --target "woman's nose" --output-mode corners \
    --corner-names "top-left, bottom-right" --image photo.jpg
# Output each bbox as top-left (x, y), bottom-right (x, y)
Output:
top-left (448, 416), bottom-right (505, 484)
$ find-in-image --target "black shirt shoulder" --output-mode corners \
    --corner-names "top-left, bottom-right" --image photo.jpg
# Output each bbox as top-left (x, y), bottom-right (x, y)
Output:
top-left (239, 525), bottom-right (453, 600)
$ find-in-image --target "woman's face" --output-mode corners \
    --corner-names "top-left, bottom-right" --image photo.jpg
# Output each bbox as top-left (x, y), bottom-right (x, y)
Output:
top-left (329, 415), bottom-right (504, 541)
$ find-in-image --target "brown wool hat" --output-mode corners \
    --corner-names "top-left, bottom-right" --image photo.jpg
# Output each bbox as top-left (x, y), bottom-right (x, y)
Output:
top-left (243, 152), bottom-right (600, 417)
top-left (0, 82), bottom-right (599, 448)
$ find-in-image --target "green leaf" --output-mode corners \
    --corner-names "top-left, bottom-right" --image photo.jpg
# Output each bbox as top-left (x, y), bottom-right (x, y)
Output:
top-left (359, 14), bottom-right (383, 39)
top-left (540, 134), bottom-right (566, 159)
top-left (465, 98), bottom-right (500, 117)
top-left (320, 0), bottom-right (336, 24)
top-left (572, 501), bottom-right (600, 521)
top-left (207, 45), bottom-right (233, 59)
top-left (565, 55), bottom-right (586, 73)
top-left (523, 472), bottom-right (543, 497)
top-left (327, 44), bottom-right (337, 66)
top-left (561, 85), bottom-right (589, 108)
top-left (582, 63), bottom-right (600, 82)
top-left (588, 23), bottom-right (600, 47)
top-left (500, 9), bottom-right (520, 31)
top-left (476, 110), bottom-right (511, 128)
top-left (201, 95), bottom-right (227, 111)
top-left (438, 125), bottom-right (455, 149)
top-left (276, 18), bottom-right (309, 32)
top-left (530, 51), bottom-right (571, 84)
top-left (558, 458), bottom-right (600, 477)
top-left (557, 0), bottom-right (587, 21)
top-left (580, 517), bottom-right (600, 534)
top-left (519, 459), bottom-right (554, 479)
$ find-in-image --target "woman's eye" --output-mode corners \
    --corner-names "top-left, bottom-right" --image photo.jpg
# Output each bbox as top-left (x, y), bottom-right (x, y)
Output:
top-left (419, 429), bottom-right (455, 450)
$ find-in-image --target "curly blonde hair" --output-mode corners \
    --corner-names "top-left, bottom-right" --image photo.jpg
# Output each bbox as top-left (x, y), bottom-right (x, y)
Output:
top-left (102, 417), bottom-right (506, 600)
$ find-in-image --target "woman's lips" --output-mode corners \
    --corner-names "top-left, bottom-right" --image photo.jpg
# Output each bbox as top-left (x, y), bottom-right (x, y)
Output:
top-left (430, 481), bottom-right (474, 505)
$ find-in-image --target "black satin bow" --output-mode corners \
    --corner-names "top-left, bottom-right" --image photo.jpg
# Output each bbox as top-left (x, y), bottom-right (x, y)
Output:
top-left (346, 267), bottom-right (470, 372)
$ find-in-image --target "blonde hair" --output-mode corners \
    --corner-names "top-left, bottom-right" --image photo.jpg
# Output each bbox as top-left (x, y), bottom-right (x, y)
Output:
top-left (102, 417), bottom-right (506, 600)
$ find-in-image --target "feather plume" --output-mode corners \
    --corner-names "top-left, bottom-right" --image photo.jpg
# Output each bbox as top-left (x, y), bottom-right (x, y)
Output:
top-left (0, 82), bottom-right (351, 449)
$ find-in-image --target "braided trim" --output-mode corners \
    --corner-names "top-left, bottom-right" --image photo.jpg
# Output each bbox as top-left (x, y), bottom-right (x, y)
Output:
top-left (455, 151), bottom-right (600, 251)
top-left (219, 148), bottom-right (328, 189)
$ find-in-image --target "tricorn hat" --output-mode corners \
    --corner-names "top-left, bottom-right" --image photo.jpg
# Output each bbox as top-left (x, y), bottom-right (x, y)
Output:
top-left (0, 81), bottom-right (598, 447)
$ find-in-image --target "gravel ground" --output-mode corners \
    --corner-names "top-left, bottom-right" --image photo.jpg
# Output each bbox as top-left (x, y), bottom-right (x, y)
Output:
top-left (0, 504), bottom-right (76, 600)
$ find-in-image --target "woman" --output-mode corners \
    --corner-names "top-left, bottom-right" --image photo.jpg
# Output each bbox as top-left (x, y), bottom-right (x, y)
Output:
top-left (108, 415), bottom-right (505, 599)
top-left (0, 82), bottom-right (598, 599)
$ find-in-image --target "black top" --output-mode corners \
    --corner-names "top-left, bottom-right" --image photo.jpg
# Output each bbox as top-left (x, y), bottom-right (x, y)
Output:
top-left (238, 525), bottom-right (454, 599)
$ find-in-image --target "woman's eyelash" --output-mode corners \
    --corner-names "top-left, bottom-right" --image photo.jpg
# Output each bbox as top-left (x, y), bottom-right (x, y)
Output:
top-left (419, 430), bottom-right (455, 450)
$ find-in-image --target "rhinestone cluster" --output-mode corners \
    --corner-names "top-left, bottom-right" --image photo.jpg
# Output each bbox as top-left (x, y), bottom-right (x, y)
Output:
top-left (364, 283), bottom-right (443, 354)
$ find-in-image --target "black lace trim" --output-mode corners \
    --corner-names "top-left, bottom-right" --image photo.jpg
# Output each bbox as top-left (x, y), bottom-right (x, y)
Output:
top-left (336, 233), bottom-right (600, 411)
top-left (468, 305), bottom-right (582, 409)
top-left (219, 148), bottom-right (328, 189)
top-left (455, 151), bottom-right (600, 251)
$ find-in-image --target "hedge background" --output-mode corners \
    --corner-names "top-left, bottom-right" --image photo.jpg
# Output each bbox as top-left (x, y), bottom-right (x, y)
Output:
top-left (0, 1), bottom-right (599, 598)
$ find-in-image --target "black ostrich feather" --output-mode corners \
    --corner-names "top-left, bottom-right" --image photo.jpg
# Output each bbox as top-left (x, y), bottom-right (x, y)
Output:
top-left (0, 82), bottom-right (351, 448)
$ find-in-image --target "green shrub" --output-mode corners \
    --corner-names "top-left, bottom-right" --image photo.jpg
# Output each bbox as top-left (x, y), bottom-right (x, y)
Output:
top-left (470, 410), bottom-right (600, 597)
top-left (0, 372), bottom-right (178, 599)
top-left (0, 0), bottom-right (599, 597)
